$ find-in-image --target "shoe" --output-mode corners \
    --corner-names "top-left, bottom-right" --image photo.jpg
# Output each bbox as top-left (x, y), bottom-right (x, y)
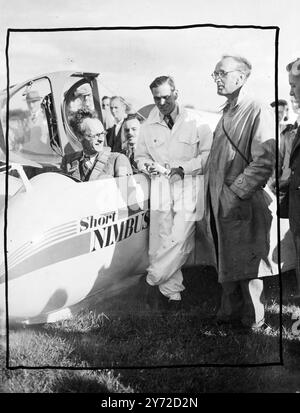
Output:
top-left (239, 320), bottom-right (272, 334)
top-left (144, 280), bottom-right (163, 311)
top-left (164, 299), bottom-right (182, 312)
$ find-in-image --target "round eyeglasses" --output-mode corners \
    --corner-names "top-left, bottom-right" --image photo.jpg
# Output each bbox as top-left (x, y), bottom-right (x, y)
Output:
top-left (85, 131), bottom-right (106, 141)
top-left (211, 70), bottom-right (241, 81)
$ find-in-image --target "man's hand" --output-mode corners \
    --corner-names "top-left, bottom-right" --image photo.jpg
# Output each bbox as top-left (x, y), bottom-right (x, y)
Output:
top-left (144, 162), bottom-right (170, 178)
top-left (169, 167), bottom-right (184, 184)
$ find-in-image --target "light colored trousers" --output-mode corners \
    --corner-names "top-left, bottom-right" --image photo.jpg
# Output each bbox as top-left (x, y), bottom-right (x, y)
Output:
top-left (146, 177), bottom-right (197, 300)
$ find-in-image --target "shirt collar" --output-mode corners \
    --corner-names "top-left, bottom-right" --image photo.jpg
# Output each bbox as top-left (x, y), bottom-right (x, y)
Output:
top-left (158, 104), bottom-right (179, 123)
top-left (220, 86), bottom-right (250, 113)
top-left (148, 104), bottom-right (181, 124)
top-left (83, 146), bottom-right (111, 160)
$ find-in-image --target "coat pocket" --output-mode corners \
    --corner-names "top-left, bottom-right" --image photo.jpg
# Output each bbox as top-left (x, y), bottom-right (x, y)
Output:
top-left (148, 135), bottom-right (165, 149)
top-left (220, 184), bottom-right (252, 221)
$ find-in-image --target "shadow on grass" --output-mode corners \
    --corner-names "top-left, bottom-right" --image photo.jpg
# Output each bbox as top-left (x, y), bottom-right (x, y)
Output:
top-left (9, 266), bottom-right (287, 368)
top-left (5, 266), bottom-right (300, 392)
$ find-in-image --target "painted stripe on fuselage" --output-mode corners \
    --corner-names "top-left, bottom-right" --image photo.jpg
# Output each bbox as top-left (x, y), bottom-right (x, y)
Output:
top-left (0, 201), bottom-right (149, 283)
top-left (0, 221), bottom-right (77, 274)
top-left (1, 232), bottom-right (91, 284)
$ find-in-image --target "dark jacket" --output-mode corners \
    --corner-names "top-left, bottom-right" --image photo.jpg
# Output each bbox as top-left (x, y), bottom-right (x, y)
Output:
top-left (106, 123), bottom-right (123, 153)
top-left (289, 126), bottom-right (300, 235)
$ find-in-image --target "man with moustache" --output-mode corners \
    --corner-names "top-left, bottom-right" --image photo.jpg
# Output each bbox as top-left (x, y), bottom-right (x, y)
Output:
top-left (207, 55), bottom-right (275, 331)
top-left (135, 75), bottom-right (212, 310)
top-left (62, 109), bottom-right (132, 181)
top-left (121, 113), bottom-right (142, 173)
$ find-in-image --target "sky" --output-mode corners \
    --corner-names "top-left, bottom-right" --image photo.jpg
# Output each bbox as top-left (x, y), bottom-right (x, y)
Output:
top-left (0, 0), bottom-right (299, 113)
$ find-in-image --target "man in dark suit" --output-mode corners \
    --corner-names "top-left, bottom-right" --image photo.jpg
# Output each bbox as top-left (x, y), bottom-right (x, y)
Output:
top-left (286, 58), bottom-right (300, 298)
top-left (106, 96), bottom-right (127, 152)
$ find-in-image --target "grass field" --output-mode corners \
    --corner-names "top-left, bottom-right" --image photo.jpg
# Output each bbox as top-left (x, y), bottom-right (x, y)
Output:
top-left (1, 266), bottom-right (300, 393)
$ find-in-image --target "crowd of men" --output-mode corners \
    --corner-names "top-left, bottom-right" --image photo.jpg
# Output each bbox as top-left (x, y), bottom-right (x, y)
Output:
top-left (26, 53), bottom-right (300, 334)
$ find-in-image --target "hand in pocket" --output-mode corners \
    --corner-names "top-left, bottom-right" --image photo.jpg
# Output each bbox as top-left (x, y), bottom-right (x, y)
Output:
top-left (220, 185), bottom-right (251, 220)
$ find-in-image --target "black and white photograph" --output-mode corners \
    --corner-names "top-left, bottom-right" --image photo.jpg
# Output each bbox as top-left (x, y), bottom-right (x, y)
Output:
top-left (0, 0), bottom-right (300, 395)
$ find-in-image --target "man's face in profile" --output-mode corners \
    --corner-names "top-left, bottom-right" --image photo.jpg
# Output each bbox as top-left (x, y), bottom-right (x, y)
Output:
top-left (213, 57), bottom-right (244, 97)
top-left (289, 71), bottom-right (300, 107)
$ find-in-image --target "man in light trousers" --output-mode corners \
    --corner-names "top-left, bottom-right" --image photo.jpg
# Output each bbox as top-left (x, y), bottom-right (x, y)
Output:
top-left (135, 75), bottom-right (212, 310)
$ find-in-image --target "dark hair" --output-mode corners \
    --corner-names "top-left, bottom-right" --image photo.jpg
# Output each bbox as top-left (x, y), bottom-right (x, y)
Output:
top-left (69, 108), bottom-right (97, 139)
top-left (149, 76), bottom-right (176, 92)
top-left (102, 96), bottom-right (110, 101)
top-left (221, 55), bottom-right (252, 78)
top-left (123, 113), bottom-right (143, 123)
top-left (270, 99), bottom-right (288, 108)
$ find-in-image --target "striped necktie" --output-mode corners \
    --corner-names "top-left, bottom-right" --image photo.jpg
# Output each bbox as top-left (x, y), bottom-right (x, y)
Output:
top-left (164, 114), bottom-right (174, 129)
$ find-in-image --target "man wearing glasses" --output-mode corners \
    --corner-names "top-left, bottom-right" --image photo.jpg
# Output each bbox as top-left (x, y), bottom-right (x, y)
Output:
top-left (135, 75), bottom-right (213, 311)
top-left (62, 109), bottom-right (132, 181)
top-left (207, 55), bottom-right (275, 332)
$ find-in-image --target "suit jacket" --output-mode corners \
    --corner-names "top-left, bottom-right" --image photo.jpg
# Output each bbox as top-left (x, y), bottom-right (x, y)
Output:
top-left (61, 148), bottom-right (132, 181)
top-left (288, 126), bottom-right (300, 234)
top-left (106, 123), bottom-right (124, 153)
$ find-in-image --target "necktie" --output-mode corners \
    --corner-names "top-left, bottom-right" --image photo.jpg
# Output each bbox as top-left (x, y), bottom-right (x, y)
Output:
top-left (82, 153), bottom-right (92, 180)
top-left (129, 148), bottom-right (135, 164)
top-left (164, 114), bottom-right (174, 130)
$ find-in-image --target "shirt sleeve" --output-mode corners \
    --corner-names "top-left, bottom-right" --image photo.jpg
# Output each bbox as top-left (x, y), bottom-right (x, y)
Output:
top-left (135, 124), bottom-right (153, 171)
top-left (114, 153), bottom-right (133, 176)
top-left (229, 105), bottom-right (276, 199)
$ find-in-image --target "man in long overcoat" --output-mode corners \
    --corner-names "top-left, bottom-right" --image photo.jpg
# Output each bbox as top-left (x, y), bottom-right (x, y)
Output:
top-left (207, 55), bottom-right (276, 330)
top-left (285, 58), bottom-right (300, 297)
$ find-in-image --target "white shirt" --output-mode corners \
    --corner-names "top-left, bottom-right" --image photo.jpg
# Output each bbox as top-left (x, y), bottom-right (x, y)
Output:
top-left (135, 105), bottom-right (213, 175)
top-left (115, 119), bottom-right (124, 136)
